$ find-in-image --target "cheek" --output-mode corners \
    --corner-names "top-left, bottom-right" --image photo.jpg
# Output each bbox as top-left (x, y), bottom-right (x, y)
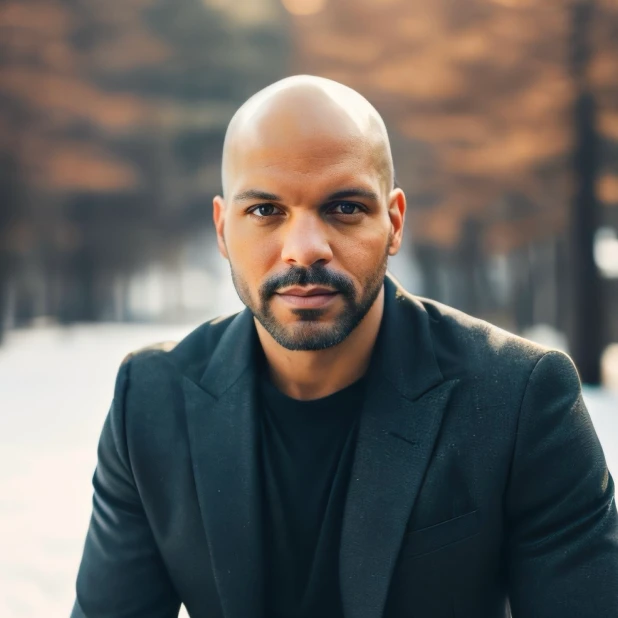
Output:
top-left (225, 224), bottom-right (280, 276)
top-left (335, 227), bottom-right (390, 271)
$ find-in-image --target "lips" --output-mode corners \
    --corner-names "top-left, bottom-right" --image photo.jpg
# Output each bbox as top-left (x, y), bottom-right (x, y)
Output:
top-left (275, 286), bottom-right (339, 308)
top-left (276, 286), bottom-right (337, 297)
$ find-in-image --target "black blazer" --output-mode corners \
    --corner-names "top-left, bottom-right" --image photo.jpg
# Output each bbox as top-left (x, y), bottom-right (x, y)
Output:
top-left (72, 275), bottom-right (618, 618)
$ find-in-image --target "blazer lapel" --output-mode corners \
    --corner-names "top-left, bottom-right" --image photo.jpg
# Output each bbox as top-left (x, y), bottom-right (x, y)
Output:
top-left (183, 310), bottom-right (265, 618)
top-left (340, 275), bottom-right (459, 618)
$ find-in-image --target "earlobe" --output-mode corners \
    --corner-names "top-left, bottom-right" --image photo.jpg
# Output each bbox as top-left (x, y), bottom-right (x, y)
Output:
top-left (388, 239), bottom-right (400, 256)
top-left (218, 234), bottom-right (229, 260)
top-left (213, 196), bottom-right (229, 260)
top-left (387, 188), bottom-right (406, 257)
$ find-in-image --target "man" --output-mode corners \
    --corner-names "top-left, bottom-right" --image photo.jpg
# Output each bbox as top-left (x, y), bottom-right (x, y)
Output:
top-left (72, 76), bottom-right (618, 618)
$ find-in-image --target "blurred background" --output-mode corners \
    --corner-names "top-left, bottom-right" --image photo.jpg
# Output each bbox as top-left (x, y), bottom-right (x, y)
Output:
top-left (0, 0), bottom-right (617, 616)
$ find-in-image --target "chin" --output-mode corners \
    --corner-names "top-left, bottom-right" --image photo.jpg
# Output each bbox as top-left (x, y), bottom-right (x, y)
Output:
top-left (272, 321), bottom-right (351, 352)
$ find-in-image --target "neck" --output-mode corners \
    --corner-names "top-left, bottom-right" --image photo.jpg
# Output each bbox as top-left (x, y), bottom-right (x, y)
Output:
top-left (255, 286), bottom-right (384, 400)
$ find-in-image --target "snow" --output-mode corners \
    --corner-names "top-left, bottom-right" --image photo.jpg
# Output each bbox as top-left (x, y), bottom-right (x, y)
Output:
top-left (0, 324), bottom-right (616, 617)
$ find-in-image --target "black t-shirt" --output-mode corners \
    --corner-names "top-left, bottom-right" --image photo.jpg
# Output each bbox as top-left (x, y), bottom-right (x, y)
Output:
top-left (259, 374), bottom-right (366, 618)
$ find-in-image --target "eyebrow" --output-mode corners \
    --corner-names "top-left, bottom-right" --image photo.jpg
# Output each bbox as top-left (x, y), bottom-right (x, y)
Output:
top-left (324, 188), bottom-right (379, 202)
top-left (233, 189), bottom-right (281, 202)
top-left (232, 187), bottom-right (379, 203)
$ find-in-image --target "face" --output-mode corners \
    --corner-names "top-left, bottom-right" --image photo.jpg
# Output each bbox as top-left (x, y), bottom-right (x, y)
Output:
top-left (213, 130), bottom-right (405, 351)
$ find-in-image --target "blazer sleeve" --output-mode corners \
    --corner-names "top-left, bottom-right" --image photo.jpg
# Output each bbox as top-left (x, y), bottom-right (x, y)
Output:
top-left (505, 350), bottom-right (618, 617)
top-left (71, 360), bottom-right (181, 618)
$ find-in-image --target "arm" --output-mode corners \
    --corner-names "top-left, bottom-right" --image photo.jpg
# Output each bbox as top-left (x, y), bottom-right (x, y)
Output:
top-left (71, 360), bottom-right (181, 618)
top-left (506, 351), bottom-right (618, 617)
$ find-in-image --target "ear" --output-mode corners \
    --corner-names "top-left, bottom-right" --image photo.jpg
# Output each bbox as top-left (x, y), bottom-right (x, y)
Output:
top-left (213, 195), bottom-right (229, 260)
top-left (387, 188), bottom-right (406, 256)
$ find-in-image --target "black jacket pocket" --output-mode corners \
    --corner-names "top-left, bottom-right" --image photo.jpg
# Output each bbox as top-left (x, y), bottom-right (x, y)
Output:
top-left (402, 509), bottom-right (480, 558)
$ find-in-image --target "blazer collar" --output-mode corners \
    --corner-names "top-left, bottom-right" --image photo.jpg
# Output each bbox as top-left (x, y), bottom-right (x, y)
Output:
top-left (199, 307), bottom-right (258, 399)
top-left (184, 317), bottom-right (264, 618)
top-left (339, 274), bottom-right (458, 618)
top-left (371, 273), bottom-right (444, 401)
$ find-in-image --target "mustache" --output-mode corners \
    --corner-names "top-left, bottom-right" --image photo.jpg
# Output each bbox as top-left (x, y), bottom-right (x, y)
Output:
top-left (260, 265), bottom-right (356, 301)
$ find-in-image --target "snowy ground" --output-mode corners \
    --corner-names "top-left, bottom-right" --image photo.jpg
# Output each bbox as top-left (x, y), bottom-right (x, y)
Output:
top-left (0, 323), bottom-right (617, 618)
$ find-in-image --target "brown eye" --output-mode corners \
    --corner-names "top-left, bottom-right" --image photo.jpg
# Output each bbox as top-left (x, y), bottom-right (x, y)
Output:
top-left (251, 204), bottom-right (279, 217)
top-left (331, 202), bottom-right (362, 215)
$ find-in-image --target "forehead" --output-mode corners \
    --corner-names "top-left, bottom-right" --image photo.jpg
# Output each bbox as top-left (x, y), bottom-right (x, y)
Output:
top-left (226, 131), bottom-right (384, 200)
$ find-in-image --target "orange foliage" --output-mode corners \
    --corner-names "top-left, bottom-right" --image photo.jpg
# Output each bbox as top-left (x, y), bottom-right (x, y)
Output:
top-left (599, 174), bottom-right (618, 205)
top-left (41, 142), bottom-right (140, 191)
top-left (0, 1), bottom-right (73, 36)
top-left (0, 69), bottom-right (155, 131)
top-left (86, 28), bottom-right (172, 71)
top-left (289, 0), bottom-right (615, 248)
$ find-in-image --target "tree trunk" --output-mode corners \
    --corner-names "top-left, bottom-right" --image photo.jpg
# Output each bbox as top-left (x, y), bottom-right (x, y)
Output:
top-left (568, 0), bottom-right (605, 385)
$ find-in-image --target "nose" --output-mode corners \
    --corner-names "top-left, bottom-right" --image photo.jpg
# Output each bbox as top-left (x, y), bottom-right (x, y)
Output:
top-left (280, 212), bottom-right (333, 267)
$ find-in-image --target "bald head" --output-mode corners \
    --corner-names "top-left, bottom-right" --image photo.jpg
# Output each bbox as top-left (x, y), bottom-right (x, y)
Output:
top-left (221, 75), bottom-right (394, 197)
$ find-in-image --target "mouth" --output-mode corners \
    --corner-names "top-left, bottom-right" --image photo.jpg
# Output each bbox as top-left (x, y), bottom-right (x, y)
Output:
top-left (275, 286), bottom-right (340, 309)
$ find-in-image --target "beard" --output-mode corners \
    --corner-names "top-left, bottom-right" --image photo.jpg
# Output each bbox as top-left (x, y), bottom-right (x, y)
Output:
top-left (229, 239), bottom-right (390, 351)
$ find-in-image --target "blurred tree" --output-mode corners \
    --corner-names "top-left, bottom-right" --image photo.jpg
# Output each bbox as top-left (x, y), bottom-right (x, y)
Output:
top-left (569, 0), bottom-right (604, 383)
top-left (0, 0), bottom-right (288, 325)
top-left (0, 155), bottom-right (23, 341)
top-left (288, 0), bottom-right (618, 383)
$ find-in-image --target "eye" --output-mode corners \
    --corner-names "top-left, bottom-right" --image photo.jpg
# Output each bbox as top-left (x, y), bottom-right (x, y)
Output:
top-left (248, 204), bottom-right (282, 218)
top-left (329, 202), bottom-right (364, 215)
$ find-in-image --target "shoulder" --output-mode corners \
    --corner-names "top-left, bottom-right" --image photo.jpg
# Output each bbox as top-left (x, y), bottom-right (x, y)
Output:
top-left (109, 312), bottom-right (241, 440)
top-left (411, 293), bottom-right (577, 399)
top-left (121, 340), bottom-right (177, 365)
top-left (422, 295), bottom-right (555, 366)
top-left (118, 311), bottom-right (240, 384)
